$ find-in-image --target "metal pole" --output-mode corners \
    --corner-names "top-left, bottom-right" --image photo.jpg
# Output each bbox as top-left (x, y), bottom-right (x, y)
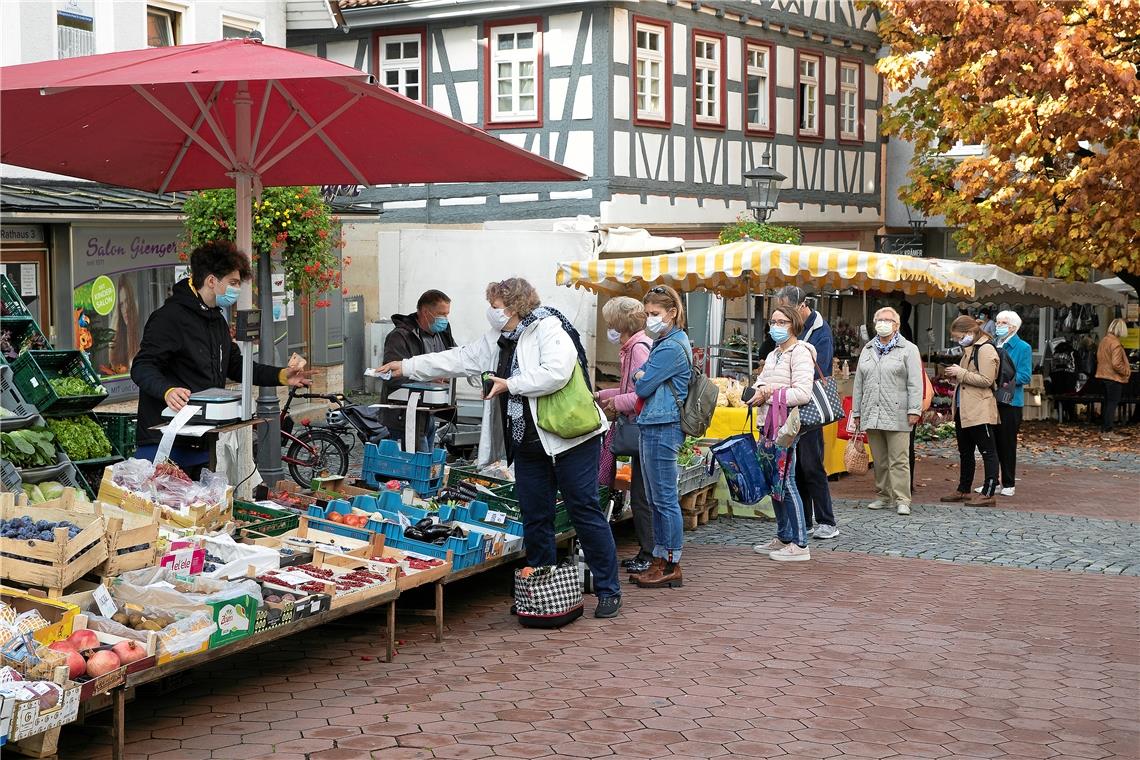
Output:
top-left (256, 243), bottom-right (284, 485)
top-left (746, 282), bottom-right (753, 376)
top-left (233, 83), bottom-right (258, 498)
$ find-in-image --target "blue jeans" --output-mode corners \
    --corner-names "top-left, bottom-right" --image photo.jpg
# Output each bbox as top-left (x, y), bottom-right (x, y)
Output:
top-left (773, 444), bottom-right (809, 548)
top-left (513, 436), bottom-right (620, 599)
top-left (638, 422), bottom-right (685, 562)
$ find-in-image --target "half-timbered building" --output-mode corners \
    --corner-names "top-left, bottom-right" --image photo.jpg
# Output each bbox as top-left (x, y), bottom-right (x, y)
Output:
top-left (289, 0), bottom-right (882, 248)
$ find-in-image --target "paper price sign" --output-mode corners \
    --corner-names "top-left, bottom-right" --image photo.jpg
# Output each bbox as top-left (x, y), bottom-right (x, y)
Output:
top-left (484, 510), bottom-right (508, 526)
top-left (92, 585), bottom-right (118, 618)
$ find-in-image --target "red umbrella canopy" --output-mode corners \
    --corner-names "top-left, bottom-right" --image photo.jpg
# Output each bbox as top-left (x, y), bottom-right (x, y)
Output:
top-left (0, 38), bottom-right (584, 192)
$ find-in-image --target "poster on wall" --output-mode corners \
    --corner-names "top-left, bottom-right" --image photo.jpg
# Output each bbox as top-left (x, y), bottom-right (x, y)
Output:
top-left (72, 226), bottom-right (183, 394)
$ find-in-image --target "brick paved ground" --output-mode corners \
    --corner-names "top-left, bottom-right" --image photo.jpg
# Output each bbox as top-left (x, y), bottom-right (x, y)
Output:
top-left (60, 543), bottom-right (1139, 760)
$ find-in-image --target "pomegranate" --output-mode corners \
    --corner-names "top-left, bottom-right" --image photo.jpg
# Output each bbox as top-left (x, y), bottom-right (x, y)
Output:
top-left (111, 640), bottom-right (147, 665)
top-left (49, 641), bottom-right (86, 679)
top-left (68, 629), bottom-right (99, 652)
top-left (84, 649), bottom-right (121, 678)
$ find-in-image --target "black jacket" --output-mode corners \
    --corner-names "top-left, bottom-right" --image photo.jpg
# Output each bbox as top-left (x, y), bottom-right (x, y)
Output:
top-left (380, 312), bottom-right (456, 400)
top-left (131, 279), bottom-right (282, 446)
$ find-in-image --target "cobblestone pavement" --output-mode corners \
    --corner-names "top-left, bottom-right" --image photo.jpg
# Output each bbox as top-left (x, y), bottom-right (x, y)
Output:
top-left (59, 546), bottom-right (1139, 760)
top-left (688, 503), bottom-right (1140, 576)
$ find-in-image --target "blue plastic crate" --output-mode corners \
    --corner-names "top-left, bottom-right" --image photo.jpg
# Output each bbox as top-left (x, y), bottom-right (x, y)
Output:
top-left (304, 500), bottom-right (379, 542)
top-left (439, 500), bottom-right (525, 539)
top-left (373, 519), bottom-right (485, 571)
top-left (362, 440), bottom-right (446, 495)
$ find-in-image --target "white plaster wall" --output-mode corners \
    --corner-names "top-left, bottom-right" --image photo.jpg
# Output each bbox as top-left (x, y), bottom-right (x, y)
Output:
top-left (442, 25), bottom-right (478, 71)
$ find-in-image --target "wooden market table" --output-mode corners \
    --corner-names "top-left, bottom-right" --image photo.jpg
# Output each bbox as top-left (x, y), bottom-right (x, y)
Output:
top-left (704, 407), bottom-right (858, 476)
top-left (100, 588), bottom-right (398, 760)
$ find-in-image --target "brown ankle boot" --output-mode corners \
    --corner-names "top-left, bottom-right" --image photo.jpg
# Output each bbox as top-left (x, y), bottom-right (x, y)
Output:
top-left (628, 557), bottom-right (663, 581)
top-left (966, 493), bottom-right (996, 507)
top-left (940, 491), bottom-right (970, 502)
top-left (634, 561), bottom-right (683, 589)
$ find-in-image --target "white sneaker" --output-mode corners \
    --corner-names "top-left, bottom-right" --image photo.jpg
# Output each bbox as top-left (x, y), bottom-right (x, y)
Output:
top-left (1000, 487), bottom-right (1015, 497)
top-left (753, 538), bottom-right (786, 554)
top-left (897, 503), bottom-right (911, 515)
top-left (867, 499), bottom-right (890, 510)
top-left (974, 485), bottom-right (984, 494)
top-left (813, 524), bottom-right (840, 539)
top-left (769, 544), bottom-right (811, 562)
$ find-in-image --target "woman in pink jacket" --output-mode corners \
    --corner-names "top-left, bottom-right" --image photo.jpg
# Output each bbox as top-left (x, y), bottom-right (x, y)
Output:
top-left (595, 297), bottom-right (654, 574)
top-left (746, 303), bottom-right (818, 563)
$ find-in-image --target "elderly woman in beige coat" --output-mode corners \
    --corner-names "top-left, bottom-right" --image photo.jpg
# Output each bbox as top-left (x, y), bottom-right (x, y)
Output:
top-left (941, 314), bottom-right (1001, 507)
top-left (849, 307), bottom-right (924, 515)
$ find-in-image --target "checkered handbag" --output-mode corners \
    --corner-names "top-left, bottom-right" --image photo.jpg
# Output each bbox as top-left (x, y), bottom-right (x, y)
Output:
top-left (514, 564), bottom-right (583, 622)
top-left (797, 354), bottom-right (842, 432)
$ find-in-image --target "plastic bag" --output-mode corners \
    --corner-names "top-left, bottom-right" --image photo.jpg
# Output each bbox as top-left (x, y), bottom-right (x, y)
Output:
top-left (201, 534), bottom-right (280, 580)
top-left (195, 469), bottom-right (230, 508)
top-left (111, 458), bottom-right (155, 492)
top-left (112, 568), bottom-right (262, 615)
top-left (478, 461), bottom-right (514, 482)
top-left (155, 611), bottom-right (216, 657)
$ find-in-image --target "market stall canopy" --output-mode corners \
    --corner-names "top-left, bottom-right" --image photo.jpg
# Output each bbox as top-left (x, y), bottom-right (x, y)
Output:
top-left (0, 38), bottom-right (584, 191)
top-left (1092, 277), bottom-right (1137, 298)
top-left (598, 227), bottom-right (685, 255)
top-left (556, 241), bottom-right (975, 300)
top-left (1027, 277), bottom-right (1128, 308)
top-left (925, 259), bottom-right (1066, 307)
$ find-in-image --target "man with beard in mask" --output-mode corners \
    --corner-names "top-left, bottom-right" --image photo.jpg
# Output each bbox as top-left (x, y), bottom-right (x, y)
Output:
top-left (131, 240), bottom-right (311, 475)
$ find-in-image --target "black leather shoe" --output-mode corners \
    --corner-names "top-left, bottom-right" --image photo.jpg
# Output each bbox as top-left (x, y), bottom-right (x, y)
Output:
top-left (594, 596), bottom-right (622, 619)
top-left (620, 556), bottom-right (641, 569)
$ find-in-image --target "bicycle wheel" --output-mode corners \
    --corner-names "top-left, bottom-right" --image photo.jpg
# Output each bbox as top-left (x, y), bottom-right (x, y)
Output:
top-left (286, 429), bottom-right (350, 487)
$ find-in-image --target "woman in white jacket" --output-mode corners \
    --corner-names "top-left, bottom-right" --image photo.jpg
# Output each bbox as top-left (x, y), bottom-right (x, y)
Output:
top-left (379, 278), bottom-right (622, 619)
top-left (746, 304), bottom-right (817, 562)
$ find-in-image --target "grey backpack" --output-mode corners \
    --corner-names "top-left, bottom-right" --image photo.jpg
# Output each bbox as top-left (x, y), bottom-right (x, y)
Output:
top-left (665, 335), bottom-right (719, 438)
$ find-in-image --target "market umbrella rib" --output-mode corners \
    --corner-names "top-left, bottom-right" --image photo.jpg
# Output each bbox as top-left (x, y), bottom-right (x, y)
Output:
top-left (159, 82), bottom-right (225, 195)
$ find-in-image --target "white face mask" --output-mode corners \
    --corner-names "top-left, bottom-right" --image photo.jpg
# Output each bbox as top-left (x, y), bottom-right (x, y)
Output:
top-left (486, 306), bottom-right (510, 332)
top-left (645, 315), bottom-right (667, 336)
top-left (875, 321), bottom-right (895, 338)
top-left (607, 328), bottom-right (622, 344)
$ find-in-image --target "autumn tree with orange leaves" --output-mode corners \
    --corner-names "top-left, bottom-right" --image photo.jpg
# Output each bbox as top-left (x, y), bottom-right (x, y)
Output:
top-left (875, 0), bottom-right (1140, 292)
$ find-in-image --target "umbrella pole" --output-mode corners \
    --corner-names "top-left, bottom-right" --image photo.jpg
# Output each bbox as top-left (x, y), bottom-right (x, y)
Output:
top-left (746, 282), bottom-right (753, 377)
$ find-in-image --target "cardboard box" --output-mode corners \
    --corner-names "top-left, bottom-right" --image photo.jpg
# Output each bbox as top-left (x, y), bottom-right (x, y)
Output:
top-left (69, 614), bottom-right (157, 701)
top-left (0, 667), bottom-right (81, 742)
top-left (206, 594), bottom-right (258, 649)
top-left (0, 588), bottom-right (80, 645)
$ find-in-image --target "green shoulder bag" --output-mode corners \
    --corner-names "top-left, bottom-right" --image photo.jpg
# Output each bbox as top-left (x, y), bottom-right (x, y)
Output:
top-left (537, 363), bottom-right (603, 439)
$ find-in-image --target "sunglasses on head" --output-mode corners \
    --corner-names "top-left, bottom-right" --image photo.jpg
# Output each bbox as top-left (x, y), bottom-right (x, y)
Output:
top-left (648, 286), bottom-right (668, 295)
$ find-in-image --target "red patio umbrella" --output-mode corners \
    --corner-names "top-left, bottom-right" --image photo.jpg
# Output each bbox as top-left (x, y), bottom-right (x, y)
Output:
top-left (0, 37), bottom-right (585, 480)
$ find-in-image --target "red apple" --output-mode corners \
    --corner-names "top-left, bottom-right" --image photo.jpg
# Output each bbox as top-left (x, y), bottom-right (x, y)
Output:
top-left (84, 649), bottom-right (121, 677)
top-left (68, 629), bottom-right (100, 652)
top-left (49, 641), bottom-right (86, 678)
top-left (111, 640), bottom-right (147, 665)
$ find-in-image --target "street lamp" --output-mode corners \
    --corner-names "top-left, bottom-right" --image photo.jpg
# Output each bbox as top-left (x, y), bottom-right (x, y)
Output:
top-left (904, 201), bottom-right (928, 234)
top-left (743, 151), bottom-right (785, 223)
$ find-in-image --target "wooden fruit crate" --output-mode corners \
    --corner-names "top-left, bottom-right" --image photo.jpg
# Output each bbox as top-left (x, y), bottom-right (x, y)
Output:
top-left (344, 534), bottom-right (453, 591)
top-left (94, 503), bottom-right (160, 577)
top-left (0, 493), bottom-right (107, 598)
top-left (96, 467), bottom-right (232, 531)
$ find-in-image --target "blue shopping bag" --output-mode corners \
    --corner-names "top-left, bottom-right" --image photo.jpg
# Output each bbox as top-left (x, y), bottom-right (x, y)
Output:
top-left (709, 408), bottom-right (772, 505)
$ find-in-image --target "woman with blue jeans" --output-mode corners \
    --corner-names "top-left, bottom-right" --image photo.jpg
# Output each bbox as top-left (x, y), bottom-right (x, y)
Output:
top-left (747, 303), bottom-right (816, 562)
top-left (630, 285), bottom-right (691, 589)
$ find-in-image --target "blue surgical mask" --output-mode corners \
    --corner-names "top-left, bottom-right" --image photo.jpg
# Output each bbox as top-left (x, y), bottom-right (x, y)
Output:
top-left (645, 316), bottom-right (667, 336)
top-left (430, 316), bottom-right (449, 334)
top-left (958, 334), bottom-right (975, 347)
top-left (216, 285), bottom-right (240, 309)
top-left (995, 325), bottom-right (1010, 338)
top-left (607, 328), bottom-right (622, 344)
top-left (769, 326), bottom-right (789, 344)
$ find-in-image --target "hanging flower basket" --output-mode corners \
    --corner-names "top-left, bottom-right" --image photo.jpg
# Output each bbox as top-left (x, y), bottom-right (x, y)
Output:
top-left (181, 186), bottom-right (347, 306)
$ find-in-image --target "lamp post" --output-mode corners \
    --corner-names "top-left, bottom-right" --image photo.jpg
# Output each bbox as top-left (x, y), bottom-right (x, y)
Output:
top-left (743, 150), bottom-right (785, 223)
top-left (904, 201), bottom-right (928, 234)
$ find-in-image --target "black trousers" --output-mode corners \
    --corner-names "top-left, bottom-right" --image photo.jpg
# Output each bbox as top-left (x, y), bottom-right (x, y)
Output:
top-left (629, 456), bottom-right (654, 559)
top-left (796, 427), bottom-right (835, 528)
top-left (995, 404), bottom-right (1022, 488)
top-left (955, 412), bottom-right (998, 493)
top-left (1103, 380), bottom-right (1124, 432)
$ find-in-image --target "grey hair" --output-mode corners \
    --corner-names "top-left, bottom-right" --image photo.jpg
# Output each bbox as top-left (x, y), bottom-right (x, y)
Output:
top-left (1108, 318), bottom-right (1128, 338)
top-left (601, 296), bottom-right (646, 335)
top-left (774, 285), bottom-right (808, 305)
top-left (873, 306), bottom-right (901, 323)
top-left (996, 310), bottom-right (1022, 331)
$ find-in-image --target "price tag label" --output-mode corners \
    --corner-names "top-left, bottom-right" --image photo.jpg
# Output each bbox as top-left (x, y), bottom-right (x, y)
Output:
top-left (92, 585), bottom-right (118, 618)
top-left (484, 510), bottom-right (507, 526)
top-left (310, 600), bottom-right (321, 614)
top-left (167, 549), bottom-right (195, 575)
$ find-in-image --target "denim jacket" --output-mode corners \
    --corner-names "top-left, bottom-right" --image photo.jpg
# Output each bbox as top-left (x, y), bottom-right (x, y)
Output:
top-left (635, 327), bottom-right (692, 426)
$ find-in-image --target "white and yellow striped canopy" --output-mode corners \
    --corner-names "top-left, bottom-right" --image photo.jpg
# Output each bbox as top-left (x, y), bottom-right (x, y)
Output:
top-left (555, 240), bottom-right (976, 300)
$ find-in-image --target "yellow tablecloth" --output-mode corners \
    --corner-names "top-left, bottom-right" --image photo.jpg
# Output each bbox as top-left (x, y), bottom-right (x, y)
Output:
top-left (704, 407), bottom-right (862, 477)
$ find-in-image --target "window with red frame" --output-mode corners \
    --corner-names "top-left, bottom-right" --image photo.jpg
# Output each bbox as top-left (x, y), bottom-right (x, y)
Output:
top-left (797, 52), bottom-right (822, 138)
top-left (634, 20), bottom-right (668, 123)
top-left (745, 41), bottom-right (773, 133)
top-left (838, 60), bottom-right (862, 141)
top-left (489, 22), bottom-right (540, 124)
top-left (693, 33), bottom-right (723, 126)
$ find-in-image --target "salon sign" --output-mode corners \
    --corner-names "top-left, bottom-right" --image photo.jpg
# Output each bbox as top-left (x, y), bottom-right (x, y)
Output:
top-left (72, 225), bottom-right (182, 283)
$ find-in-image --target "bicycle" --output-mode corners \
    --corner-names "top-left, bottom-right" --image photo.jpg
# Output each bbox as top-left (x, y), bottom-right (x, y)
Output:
top-left (280, 388), bottom-right (390, 487)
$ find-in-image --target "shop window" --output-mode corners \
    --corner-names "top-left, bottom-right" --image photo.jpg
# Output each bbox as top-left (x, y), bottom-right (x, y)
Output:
top-left (147, 6), bottom-right (180, 47)
top-left (375, 32), bottom-right (425, 103)
top-left (633, 18), bottom-right (670, 125)
top-left (693, 32), bottom-right (725, 128)
top-left (221, 15), bottom-right (261, 40)
top-left (796, 50), bottom-right (822, 140)
top-left (75, 268), bottom-right (178, 380)
top-left (838, 59), bottom-right (863, 143)
top-left (745, 40), bottom-right (774, 135)
top-left (486, 19), bottom-right (542, 127)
